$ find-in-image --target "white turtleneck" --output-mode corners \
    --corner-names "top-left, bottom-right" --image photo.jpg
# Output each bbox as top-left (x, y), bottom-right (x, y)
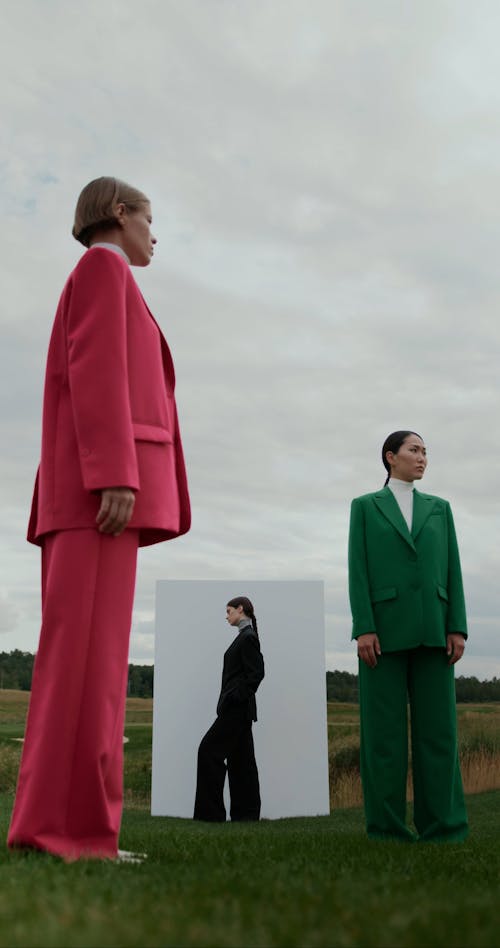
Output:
top-left (388, 477), bottom-right (414, 531)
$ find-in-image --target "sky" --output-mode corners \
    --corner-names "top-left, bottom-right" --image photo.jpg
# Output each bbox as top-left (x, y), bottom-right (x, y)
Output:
top-left (1, 0), bottom-right (500, 678)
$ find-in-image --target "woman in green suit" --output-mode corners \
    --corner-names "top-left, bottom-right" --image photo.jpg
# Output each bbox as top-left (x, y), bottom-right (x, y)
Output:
top-left (348, 430), bottom-right (468, 842)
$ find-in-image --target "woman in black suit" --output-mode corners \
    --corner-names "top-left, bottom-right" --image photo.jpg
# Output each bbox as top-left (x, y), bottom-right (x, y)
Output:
top-left (194, 596), bottom-right (265, 822)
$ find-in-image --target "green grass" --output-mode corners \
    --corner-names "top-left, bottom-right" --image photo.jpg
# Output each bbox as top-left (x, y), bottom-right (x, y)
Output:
top-left (1, 693), bottom-right (500, 946)
top-left (0, 792), bottom-right (499, 947)
top-left (124, 725), bottom-right (154, 807)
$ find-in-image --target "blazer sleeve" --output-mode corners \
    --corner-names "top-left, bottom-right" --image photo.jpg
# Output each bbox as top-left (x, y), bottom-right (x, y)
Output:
top-left (231, 634), bottom-right (265, 703)
top-left (446, 502), bottom-right (468, 638)
top-left (348, 498), bottom-right (376, 639)
top-left (66, 250), bottom-right (140, 492)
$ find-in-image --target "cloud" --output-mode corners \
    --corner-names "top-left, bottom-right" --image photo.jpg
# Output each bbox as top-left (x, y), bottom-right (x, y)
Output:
top-left (129, 621), bottom-right (156, 664)
top-left (1, 1), bottom-right (500, 673)
top-left (0, 594), bottom-right (20, 635)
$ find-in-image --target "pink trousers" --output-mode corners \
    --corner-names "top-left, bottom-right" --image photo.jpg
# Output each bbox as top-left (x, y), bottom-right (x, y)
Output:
top-left (8, 528), bottom-right (139, 860)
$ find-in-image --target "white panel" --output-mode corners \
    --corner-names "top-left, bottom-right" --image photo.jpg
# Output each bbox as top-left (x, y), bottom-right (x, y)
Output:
top-left (151, 580), bottom-right (329, 819)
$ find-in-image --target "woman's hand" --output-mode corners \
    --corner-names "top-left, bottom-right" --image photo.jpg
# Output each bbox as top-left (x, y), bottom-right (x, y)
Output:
top-left (96, 488), bottom-right (136, 536)
top-left (357, 633), bottom-right (381, 668)
top-left (446, 633), bottom-right (465, 665)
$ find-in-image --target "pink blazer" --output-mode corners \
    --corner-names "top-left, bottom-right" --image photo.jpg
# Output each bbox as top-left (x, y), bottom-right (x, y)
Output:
top-left (28, 247), bottom-right (191, 548)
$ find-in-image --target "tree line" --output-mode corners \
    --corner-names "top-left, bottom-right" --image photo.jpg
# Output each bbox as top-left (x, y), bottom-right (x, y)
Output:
top-left (1, 651), bottom-right (499, 702)
top-left (326, 669), bottom-right (500, 703)
top-left (0, 651), bottom-right (153, 698)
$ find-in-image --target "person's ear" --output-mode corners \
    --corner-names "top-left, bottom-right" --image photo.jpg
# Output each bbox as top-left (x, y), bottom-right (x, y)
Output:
top-left (114, 203), bottom-right (127, 227)
top-left (385, 451), bottom-right (396, 468)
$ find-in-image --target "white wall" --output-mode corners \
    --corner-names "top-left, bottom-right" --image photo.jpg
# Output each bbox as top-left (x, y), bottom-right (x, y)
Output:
top-left (151, 580), bottom-right (330, 819)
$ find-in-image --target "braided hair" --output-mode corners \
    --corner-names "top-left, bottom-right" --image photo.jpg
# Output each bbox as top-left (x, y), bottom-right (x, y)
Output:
top-left (227, 596), bottom-right (259, 638)
top-left (381, 430), bottom-right (422, 486)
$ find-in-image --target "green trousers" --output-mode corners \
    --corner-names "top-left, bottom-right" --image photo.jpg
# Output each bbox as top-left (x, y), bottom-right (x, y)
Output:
top-left (359, 646), bottom-right (468, 842)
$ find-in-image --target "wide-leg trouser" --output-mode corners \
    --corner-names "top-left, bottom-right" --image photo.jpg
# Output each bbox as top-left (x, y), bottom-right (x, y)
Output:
top-left (8, 528), bottom-right (139, 860)
top-left (193, 707), bottom-right (261, 822)
top-left (359, 646), bottom-right (468, 842)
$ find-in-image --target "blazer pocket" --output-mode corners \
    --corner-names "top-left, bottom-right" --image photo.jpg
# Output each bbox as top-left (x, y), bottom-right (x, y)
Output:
top-left (132, 422), bottom-right (173, 444)
top-left (437, 585), bottom-right (449, 601)
top-left (371, 586), bottom-right (397, 604)
top-left (430, 509), bottom-right (444, 516)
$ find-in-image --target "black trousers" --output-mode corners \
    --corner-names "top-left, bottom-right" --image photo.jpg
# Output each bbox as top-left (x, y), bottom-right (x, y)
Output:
top-left (193, 706), bottom-right (261, 822)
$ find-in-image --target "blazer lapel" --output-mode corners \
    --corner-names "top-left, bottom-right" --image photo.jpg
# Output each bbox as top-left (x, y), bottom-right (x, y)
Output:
top-left (141, 294), bottom-right (176, 392)
top-left (411, 490), bottom-right (437, 540)
top-left (373, 487), bottom-right (416, 550)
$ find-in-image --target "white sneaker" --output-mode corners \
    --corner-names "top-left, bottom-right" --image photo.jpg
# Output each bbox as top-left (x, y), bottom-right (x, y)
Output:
top-left (116, 849), bottom-right (147, 864)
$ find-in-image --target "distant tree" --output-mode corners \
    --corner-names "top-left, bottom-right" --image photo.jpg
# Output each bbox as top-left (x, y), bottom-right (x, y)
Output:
top-left (0, 651), bottom-right (154, 698)
top-left (455, 675), bottom-right (500, 702)
top-left (127, 664), bottom-right (153, 698)
top-left (0, 650), bottom-right (35, 690)
top-left (326, 670), bottom-right (359, 703)
top-left (326, 671), bottom-right (500, 704)
top-left (1, 650), bottom-right (499, 703)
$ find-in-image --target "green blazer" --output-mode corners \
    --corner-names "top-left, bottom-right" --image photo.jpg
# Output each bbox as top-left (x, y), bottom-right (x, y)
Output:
top-left (348, 487), bottom-right (467, 651)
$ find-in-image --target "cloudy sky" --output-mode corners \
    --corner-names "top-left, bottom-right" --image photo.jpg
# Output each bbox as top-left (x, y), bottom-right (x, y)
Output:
top-left (1, 0), bottom-right (500, 677)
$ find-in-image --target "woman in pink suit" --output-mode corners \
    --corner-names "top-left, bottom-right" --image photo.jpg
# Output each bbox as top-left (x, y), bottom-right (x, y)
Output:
top-left (8, 177), bottom-right (190, 860)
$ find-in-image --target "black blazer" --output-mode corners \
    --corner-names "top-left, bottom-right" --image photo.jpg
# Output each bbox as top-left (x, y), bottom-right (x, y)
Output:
top-left (216, 627), bottom-right (265, 722)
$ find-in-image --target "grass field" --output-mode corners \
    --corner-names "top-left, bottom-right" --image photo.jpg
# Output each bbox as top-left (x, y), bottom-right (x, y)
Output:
top-left (3, 691), bottom-right (500, 807)
top-left (328, 701), bottom-right (500, 808)
top-left (0, 692), bottom-right (499, 947)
